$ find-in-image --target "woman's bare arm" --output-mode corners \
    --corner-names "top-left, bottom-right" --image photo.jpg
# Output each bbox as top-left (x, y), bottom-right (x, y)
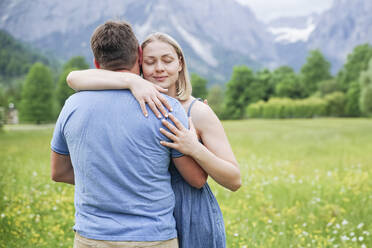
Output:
top-left (172, 156), bottom-right (208, 189)
top-left (67, 69), bottom-right (172, 118)
top-left (160, 104), bottom-right (241, 191)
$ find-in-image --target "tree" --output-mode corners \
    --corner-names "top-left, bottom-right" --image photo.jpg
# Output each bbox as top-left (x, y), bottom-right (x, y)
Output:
top-left (359, 59), bottom-right (372, 116)
top-left (207, 85), bottom-right (224, 118)
top-left (317, 79), bottom-right (342, 97)
top-left (191, 73), bottom-right (208, 99)
top-left (0, 30), bottom-right (52, 78)
top-left (20, 63), bottom-right (54, 124)
top-left (345, 81), bottom-right (361, 117)
top-left (62, 56), bottom-right (89, 71)
top-left (223, 65), bottom-right (255, 119)
top-left (0, 85), bottom-right (7, 107)
top-left (0, 106), bottom-right (4, 129)
top-left (56, 69), bottom-right (75, 110)
top-left (0, 86), bottom-right (5, 129)
top-left (337, 44), bottom-right (372, 92)
top-left (300, 50), bottom-right (332, 97)
top-left (325, 92), bottom-right (346, 117)
top-left (56, 56), bottom-right (89, 110)
top-left (272, 66), bottom-right (303, 99)
top-left (252, 69), bottom-right (273, 101)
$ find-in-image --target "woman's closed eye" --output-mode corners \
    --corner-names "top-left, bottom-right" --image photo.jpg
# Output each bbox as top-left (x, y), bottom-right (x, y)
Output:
top-left (162, 58), bottom-right (174, 63)
top-left (144, 59), bottom-right (155, 65)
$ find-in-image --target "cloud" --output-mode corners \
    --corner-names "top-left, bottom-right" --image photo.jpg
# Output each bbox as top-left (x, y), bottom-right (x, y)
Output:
top-left (236, 0), bottom-right (333, 21)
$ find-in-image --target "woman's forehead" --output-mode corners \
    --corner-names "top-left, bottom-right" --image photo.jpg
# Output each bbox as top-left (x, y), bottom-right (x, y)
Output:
top-left (143, 40), bottom-right (177, 57)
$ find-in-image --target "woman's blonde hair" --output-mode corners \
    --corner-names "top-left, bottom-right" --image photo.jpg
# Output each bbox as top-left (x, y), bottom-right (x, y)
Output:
top-left (141, 32), bottom-right (192, 101)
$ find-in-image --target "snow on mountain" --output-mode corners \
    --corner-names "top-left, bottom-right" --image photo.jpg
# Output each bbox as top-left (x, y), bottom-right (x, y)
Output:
top-left (268, 14), bottom-right (319, 44)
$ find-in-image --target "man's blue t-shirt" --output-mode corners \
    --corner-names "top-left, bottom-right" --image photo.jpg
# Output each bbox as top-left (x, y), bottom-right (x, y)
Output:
top-left (51, 90), bottom-right (188, 241)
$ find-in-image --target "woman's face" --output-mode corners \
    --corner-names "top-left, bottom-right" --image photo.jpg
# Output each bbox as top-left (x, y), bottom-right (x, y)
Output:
top-left (142, 40), bottom-right (182, 93)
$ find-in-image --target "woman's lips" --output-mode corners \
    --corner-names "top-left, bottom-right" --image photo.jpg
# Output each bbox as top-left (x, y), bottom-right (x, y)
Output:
top-left (153, 76), bottom-right (167, 82)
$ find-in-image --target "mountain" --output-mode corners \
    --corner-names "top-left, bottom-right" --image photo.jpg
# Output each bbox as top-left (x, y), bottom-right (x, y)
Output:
top-left (0, 0), bottom-right (276, 84)
top-left (0, 29), bottom-right (56, 82)
top-left (1, 0), bottom-right (371, 80)
top-left (307, 0), bottom-right (372, 72)
top-left (267, 14), bottom-right (319, 71)
top-left (268, 0), bottom-right (372, 73)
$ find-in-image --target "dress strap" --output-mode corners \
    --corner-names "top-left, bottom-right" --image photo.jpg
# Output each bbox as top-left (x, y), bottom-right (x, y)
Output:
top-left (187, 98), bottom-right (201, 117)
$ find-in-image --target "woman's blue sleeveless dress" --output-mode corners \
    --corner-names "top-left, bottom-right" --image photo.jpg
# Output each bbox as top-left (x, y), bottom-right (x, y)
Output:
top-left (169, 98), bottom-right (226, 248)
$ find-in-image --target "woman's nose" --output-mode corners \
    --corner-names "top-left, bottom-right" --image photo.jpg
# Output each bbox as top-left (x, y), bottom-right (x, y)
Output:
top-left (155, 61), bottom-right (165, 71)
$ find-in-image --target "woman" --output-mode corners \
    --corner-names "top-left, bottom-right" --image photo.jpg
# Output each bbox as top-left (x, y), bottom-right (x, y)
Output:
top-left (67, 32), bottom-right (241, 248)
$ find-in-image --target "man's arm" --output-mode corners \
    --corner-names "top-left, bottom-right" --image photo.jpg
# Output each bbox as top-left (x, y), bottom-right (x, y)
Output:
top-left (50, 151), bottom-right (75, 185)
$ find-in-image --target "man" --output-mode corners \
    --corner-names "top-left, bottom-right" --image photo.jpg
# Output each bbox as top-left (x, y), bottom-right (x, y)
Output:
top-left (51, 20), bottom-right (193, 248)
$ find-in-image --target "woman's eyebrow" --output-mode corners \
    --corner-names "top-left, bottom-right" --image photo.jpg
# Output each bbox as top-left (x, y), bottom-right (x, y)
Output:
top-left (162, 54), bottom-right (175, 58)
top-left (143, 54), bottom-right (175, 59)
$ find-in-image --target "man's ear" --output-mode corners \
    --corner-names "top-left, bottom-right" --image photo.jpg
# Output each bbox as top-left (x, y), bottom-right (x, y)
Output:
top-left (138, 46), bottom-right (143, 66)
top-left (94, 59), bottom-right (101, 69)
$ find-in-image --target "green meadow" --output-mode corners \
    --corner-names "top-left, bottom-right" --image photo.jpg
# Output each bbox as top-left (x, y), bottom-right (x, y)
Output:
top-left (0, 119), bottom-right (371, 247)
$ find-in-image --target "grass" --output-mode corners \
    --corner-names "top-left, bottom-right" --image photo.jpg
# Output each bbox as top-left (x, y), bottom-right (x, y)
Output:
top-left (0, 119), bottom-right (371, 247)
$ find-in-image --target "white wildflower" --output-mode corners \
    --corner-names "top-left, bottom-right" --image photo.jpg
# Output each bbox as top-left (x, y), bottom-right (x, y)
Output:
top-left (357, 223), bottom-right (364, 229)
top-left (341, 235), bottom-right (349, 241)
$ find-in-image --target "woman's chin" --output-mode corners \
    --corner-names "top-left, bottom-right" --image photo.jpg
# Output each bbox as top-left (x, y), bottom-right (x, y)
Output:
top-left (155, 81), bottom-right (171, 89)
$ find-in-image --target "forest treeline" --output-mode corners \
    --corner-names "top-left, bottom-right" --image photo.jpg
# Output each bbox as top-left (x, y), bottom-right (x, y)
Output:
top-left (1, 29), bottom-right (372, 128)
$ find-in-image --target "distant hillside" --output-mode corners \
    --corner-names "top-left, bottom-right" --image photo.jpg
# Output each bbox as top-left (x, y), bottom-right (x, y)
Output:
top-left (1, 0), bottom-right (372, 80)
top-left (307, 0), bottom-right (372, 72)
top-left (0, 0), bottom-right (274, 84)
top-left (0, 29), bottom-right (57, 84)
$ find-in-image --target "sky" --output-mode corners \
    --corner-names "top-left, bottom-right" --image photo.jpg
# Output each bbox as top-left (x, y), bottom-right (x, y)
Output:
top-left (236, 0), bottom-right (334, 22)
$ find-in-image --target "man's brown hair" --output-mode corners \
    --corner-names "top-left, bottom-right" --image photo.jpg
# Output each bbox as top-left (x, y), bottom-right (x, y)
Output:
top-left (91, 20), bottom-right (139, 70)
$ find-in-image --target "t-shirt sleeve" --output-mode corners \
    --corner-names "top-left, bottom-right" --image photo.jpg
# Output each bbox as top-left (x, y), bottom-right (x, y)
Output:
top-left (51, 109), bottom-right (69, 155)
top-left (170, 101), bottom-right (189, 158)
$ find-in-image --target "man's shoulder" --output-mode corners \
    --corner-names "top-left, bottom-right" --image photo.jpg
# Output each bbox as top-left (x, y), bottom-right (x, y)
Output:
top-left (70, 90), bottom-right (131, 98)
top-left (161, 95), bottom-right (183, 110)
top-left (66, 90), bottom-right (131, 104)
top-left (162, 94), bottom-right (180, 105)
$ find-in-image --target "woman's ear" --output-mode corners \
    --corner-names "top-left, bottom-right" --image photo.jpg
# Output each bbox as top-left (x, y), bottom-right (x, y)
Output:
top-left (178, 57), bottom-right (183, 72)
